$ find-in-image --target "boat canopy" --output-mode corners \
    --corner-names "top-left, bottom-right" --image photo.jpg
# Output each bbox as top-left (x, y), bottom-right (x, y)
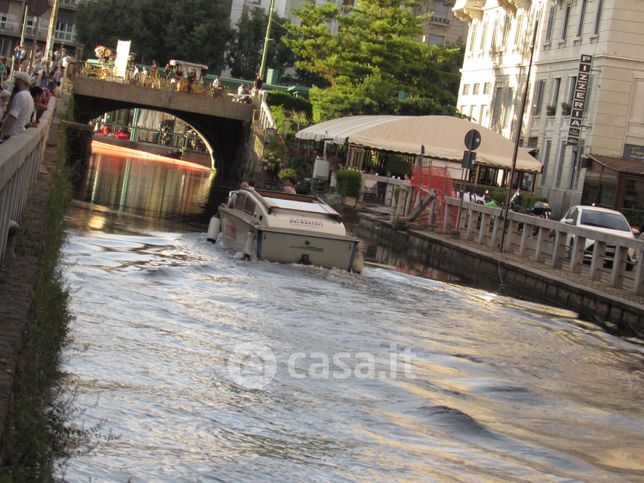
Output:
top-left (296, 115), bottom-right (542, 173)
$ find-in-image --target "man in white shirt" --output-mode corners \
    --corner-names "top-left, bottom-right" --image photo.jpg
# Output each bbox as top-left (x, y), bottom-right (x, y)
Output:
top-left (1, 72), bottom-right (34, 139)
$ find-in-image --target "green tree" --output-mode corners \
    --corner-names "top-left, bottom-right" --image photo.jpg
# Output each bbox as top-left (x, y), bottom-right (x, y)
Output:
top-left (284, 0), bottom-right (463, 120)
top-left (226, 9), bottom-right (295, 81)
top-left (75, 0), bottom-right (232, 71)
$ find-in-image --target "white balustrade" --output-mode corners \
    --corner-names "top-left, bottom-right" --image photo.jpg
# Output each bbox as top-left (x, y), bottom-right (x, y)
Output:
top-left (444, 197), bottom-right (644, 295)
top-left (0, 100), bottom-right (56, 263)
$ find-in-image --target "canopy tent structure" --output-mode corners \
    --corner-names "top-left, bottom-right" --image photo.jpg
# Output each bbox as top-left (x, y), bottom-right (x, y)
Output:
top-left (296, 115), bottom-right (542, 173)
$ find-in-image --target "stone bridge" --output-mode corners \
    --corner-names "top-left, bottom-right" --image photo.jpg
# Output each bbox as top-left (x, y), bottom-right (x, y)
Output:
top-left (71, 76), bottom-right (255, 183)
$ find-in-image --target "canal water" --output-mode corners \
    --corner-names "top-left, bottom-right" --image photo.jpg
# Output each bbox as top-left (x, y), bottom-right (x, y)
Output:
top-left (56, 149), bottom-right (644, 480)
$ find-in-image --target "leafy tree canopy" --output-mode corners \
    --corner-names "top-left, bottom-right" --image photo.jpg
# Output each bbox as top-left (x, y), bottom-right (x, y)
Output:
top-left (75, 0), bottom-right (232, 71)
top-left (226, 9), bottom-right (295, 81)
top-left (284, 0), bottom-right (463, 121)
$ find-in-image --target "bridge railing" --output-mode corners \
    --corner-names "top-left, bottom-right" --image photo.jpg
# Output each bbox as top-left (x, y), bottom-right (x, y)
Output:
top-left (74, 61), bottom-right (246, 100)
top-left (0, 99), bottom-right (56, 264)
top-left (443, 197), bottom-right (644, 295)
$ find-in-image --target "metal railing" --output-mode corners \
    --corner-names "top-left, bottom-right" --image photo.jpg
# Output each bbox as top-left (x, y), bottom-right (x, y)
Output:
top-left (0, 99), bottom-right (56, 264)
top-left (443, 197), bottom-right (644, 295)
top-left (75, 61), bottom-right (243, 100)
top-left (257, 94), bottom-right (276, 130)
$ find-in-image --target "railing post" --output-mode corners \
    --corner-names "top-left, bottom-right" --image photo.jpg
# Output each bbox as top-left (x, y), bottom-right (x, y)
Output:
top-left (634, 248), bottom-right (644, 295)
top-left (551, 231), bottom-right (566, 269)
top-left (570, 236), bottom-right (587, 274)
top-left (589, 241), bottom-right (606, 281)
top-left (518, 224), bottom-right (530, 258)
top-left (610, 245), bottom-right (627, 289)
top-left (534, 227), bottom-right (549, 263)
top-left (504, 220), bottom-right (517, 252)
top-left (490, 215), bottom-right (502, 248)
top-left (478, 213), bottom-right (489, 244)
top-left (465, 208), bottom-right (475, 240)
top-left (442, 203), bottom-right (451, 232)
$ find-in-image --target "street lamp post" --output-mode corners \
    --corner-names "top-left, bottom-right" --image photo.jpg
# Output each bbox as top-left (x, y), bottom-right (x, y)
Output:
top-left (44, 0), bottom-right (61, 62)
top-left (258, 0), bottom-right (276, 81)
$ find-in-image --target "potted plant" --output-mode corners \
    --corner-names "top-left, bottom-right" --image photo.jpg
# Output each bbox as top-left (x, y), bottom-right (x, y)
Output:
top-left (336, 168), bottom-right (362, 207)
top-left (561, 102), bottom-right (571, 116)
top-left (260, 155), bottom-right (280, 181)
top-left (546, 105), bottom-right (557, 116)
top-left (278, 167), bottom-right (296, 182)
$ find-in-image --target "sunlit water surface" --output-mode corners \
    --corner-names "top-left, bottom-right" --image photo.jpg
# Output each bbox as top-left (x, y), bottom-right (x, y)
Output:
top-left (56, 151), bottom-right (644, 481)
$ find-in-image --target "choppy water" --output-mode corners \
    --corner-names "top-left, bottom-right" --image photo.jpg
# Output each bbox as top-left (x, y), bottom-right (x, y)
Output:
top-left (56, 150), bottom-right (644, 481)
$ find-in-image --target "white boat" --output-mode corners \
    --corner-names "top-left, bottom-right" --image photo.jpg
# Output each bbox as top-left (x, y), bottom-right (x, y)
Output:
top-left (211, 189), bottom-right (361, 271)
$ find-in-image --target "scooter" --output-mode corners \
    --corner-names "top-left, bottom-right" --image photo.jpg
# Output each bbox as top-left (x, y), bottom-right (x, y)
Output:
top-left (510, 191), bottom-right (551, 234)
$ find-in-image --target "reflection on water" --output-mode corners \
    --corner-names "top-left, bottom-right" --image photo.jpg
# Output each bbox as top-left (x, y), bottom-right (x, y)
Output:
top-left (78, 145), bottom-right (214, 221)
top-left (56, 150), bottom-right (644, 480)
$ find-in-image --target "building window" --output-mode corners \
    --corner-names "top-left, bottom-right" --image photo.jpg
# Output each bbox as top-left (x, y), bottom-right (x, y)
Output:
top-left (55, 22), bottom-right (75, 42)
top-left (490, 17), bottom-right (499, 51)
top-left (469, 22), bottom-right (478, 51)
top-left (427, 34), bottom-right (445, 45)
top-left (503, 87), bottom-right (514, 129)
top-left (502, 15), bottom-right (511, 48)
top-left (479, 21), bottom-right (488, 50)
top-left (561, 3), bottom-right (571, 40)
top-left (594, 0), bottom-right (603, 35)
top-left (550, 77), bottom-right (562, 113)
top-left (473, 83), bottom-right (480, 95)
top-left (533, 79), bottom-right (546, 115)
top-left (469, 105), bottom-right (475, 120)
top-left (567, 76), bottom-right (577, 105)
top-left (460, 105), bottom-right (466, 114)
top-left (629, 78), bottom-right (644, 124)
top-left (577, 0), bottom-right (588, 37)
top-left (491, 86), bottom-right (503, 129)
top-left (0, 13), bottom-right (7, 31)
top-left (545, 6), bottom-right (556, 42)
top-left (555, 142), bottom-right (567, 188)
top-left (26, 15), bottom-right (36, 35)
top-left (483, 82), bottom-right (491, 95)
top-left (541, 139), bottom-right (552, 185)
top-left (514, 12), bottom-right (524, 46)
top-left (478, 105), bottom-right (486, 124)
top-left (462, 84), bottom-right (470, 95)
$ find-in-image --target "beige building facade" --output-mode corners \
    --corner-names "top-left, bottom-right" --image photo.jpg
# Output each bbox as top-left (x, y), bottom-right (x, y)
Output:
top-left (454, 0), bottom-right (644, 221)
top-left (416, 0), bottom-right (469, 46)
top-left (0, 0), bottom-right (82, 59)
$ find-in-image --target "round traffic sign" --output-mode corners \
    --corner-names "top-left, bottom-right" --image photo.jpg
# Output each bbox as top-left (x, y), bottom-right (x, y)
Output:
top-left (464, 129), bottom-right (481, 151)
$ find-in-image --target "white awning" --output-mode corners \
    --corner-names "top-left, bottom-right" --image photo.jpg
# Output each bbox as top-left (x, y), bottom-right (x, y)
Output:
top-left (296, 115), bottom-right (542, 173)
top-left (295, 115), bottom-right (401, 144)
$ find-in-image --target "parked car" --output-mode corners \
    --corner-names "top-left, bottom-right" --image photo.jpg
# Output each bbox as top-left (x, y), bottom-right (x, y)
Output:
top-left (560, 205), bottom-right (636, 268)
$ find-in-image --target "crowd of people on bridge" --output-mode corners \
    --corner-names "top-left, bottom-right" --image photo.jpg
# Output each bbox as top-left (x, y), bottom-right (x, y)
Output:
top-left (0, 44), bottom-right (68, 141)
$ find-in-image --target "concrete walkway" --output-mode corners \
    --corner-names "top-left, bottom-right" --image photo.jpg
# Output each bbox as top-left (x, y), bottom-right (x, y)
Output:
top-left (0, 132), bottom-right (58, 449)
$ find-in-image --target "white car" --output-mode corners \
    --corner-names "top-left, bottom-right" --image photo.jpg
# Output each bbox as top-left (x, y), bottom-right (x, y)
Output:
top-left (561, 205), bottom-right (636, 267)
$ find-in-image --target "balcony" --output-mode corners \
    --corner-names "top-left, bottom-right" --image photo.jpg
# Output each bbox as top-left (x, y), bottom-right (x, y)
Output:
top-left (430, 15), bottom-right (450, 25)
top-left (452, 0), bottom-right (484, 23)
top-left (497, 0), bottom-right (532, 13)
top-left (60, 0), bottom-right (78, 9)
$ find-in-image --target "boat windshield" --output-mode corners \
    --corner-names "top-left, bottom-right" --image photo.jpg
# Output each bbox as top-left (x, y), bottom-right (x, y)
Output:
top-left (264, 197), bottom-right (337, 216)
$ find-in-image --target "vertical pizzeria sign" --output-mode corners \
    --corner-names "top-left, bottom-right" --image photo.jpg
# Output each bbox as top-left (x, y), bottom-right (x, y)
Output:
top-left (567, 54), bottom-right (593, 145)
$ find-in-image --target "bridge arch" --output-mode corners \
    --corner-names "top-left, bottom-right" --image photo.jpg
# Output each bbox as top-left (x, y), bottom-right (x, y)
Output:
top-left (72, 77), bottom-right (254, 185)
top-left (90, 108), bottom-right (218, 170)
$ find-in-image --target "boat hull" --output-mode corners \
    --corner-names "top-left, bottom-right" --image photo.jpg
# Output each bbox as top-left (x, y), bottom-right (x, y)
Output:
top-left (257, 228), bottom-right (358, 271)
top-left (219, 209), bottom-right (358, 271)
